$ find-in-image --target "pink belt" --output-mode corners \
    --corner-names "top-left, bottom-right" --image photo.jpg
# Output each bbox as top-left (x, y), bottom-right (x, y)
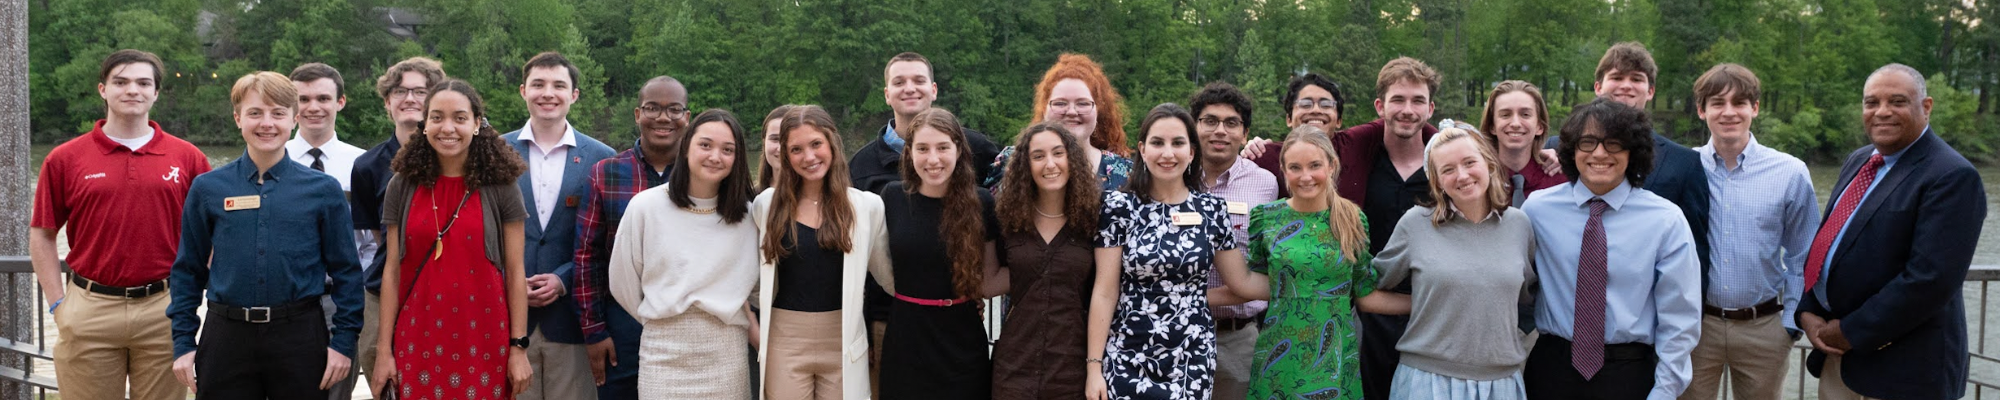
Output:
top-left (894, 293), bottom-right (972, 307)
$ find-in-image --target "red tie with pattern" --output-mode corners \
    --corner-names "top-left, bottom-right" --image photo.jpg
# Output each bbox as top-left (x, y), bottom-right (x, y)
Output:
top-left (1803, 154), bottom-right (1886, 293)
top-left (1573, 198), bottom-right (1610, 379)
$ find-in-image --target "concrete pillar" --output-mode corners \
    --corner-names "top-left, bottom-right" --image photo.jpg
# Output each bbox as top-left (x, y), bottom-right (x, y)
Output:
top-left (1, 0), bottom-right (34, 398)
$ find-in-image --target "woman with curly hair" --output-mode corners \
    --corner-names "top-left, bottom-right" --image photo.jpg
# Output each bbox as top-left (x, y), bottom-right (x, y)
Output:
top-left (370, 79), bottom-right (533, 399)
top-left (990, 122), bottom-right (1102, 399)
top-left (985, 53), bottom-right (1133, 190)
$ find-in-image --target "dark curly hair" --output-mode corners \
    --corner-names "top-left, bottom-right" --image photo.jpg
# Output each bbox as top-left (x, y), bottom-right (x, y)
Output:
top-left (1556, 98), bottom-right (1655, 187)
top-left (1187, 81), bottom-right (1253, 129)
top-left (995, 122), bottom-right (1100, 237)
top-left (392, 79), bottom-right (527, 187)
top-left (1282, 73), bottom-right (1344, 122)
top-left (1122, 103), bottom-right (1206, 201)
top-left (669, 109), bottom-right (756, 225)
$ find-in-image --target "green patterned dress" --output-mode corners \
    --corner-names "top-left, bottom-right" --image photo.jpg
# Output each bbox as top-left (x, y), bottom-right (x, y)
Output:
top-left (1245, 201), bottom-right (1377, 400)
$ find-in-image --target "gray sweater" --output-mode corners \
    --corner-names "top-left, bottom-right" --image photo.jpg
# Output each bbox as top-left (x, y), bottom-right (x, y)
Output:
top-left (1373, 205), bottom-right (1538, 380)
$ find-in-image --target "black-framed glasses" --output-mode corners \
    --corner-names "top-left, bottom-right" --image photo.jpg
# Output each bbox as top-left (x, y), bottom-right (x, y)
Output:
top-left (1577, 137), bottom-right (1627, 153)
top-left (1197, 117), bottom-right (1243, 130)
top-left (638, 104), bottom-right (689, 119)
top-left (389, 87), bottom-right (429, 100)
top-left (1294, 98), bottom-right (1338, 110)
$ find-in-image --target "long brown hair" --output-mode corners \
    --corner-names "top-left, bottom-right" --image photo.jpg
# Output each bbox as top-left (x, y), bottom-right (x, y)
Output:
top-left (898, 108), bottom-right (985, 298)
top-left (1421, 128), bottom-right (1510, 225)
top-left (1030, 54), bottom-right (1129, 156)
top-left (757, 104), bottom-right (797, 192)
top-left (669, 109), bottom-right (756, 224)
top-left (761, 105), bottom-right (857, 261)
top-left (392, 79), bottom-right (527, 187)
top-left (1476, 80), bottom-right (1551, 154)
top-left (995, 122), bottom-right (1100, 236)
top-left (1282, 126), bottom-right (1366, 263)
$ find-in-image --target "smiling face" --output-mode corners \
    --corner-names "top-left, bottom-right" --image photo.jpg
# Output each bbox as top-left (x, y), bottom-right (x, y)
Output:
top-left (1490, 91), bottom-right (1543, 152)
top-left (520, 66), bottom-right (578, 122)
top-left (1574, 120), bottom-right (1630, 195)
top-left (884, 61), bottom-right (937, 118)
top-left (908, 126), bottom-right (960, 190)
top-left (785, 125), bottom-right (832, 183)
top-left (294, 78), bottom-right (344, 133)
top-left (1196, 104), bottom-right (1245, 166)
top-left (1698, 87), bottom-right (1759, 143)
top-left (387, 71), bottom-right (432, 127)
top-left (763, 118), bottom-right (784, 171)
top-left (1374, 79), bottom-right (1434, 140)
top-left (1044, 79), bottom-right (1098, 144)
top-left (1140, 118), bottom-right (1192, 182)
top-left (635, 80), bottom-right (689, 153)
top-left (1595, 68), bottom-right (1656, 109)
top-left (424, 90), bottom-right (477, 160)
top-left (1025, 131), bottom-right (1071, 194)
top-left (1281, 144), bottom-right (1332, 202)
top-left (686, 121), bottom-right (739, 189)
top-left (1429, 138), bottom-right (1491, 210)
top-left (235, 90), bottom-right (296, 155)
top-left (1861, 71), bottom-right (1932, 155)
top-left (99, 63), bottom-right (159, 118)
top-left (1288, 84), bottom-right (1338, 129)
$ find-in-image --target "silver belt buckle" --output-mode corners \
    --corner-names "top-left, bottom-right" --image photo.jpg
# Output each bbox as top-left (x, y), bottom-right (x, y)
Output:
top-left (245, 307), bottom-right (272, 323)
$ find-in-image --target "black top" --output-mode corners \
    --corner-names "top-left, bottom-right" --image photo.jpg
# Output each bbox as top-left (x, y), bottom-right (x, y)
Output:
top-left (882, 181), bottom-right (1000, 299)
top-left (349, 137), bottom-right (401, 292)
top-left (774, 222), bottom-right (846, 312)
top-left (878, 181), bottom-right (999, 400)
top-left (1362, 148), bottom-right (1430, 292)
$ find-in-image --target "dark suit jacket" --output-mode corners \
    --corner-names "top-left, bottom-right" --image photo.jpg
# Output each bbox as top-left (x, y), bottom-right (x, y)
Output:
top-left (850, 121), bottom-right (1002, 194)
top-left (1796, 130), bottom-right (1985, 400)
top-left (502, 129), bottom-right (617, 344)
top-left (1646, 134), bottom-right (1715, 286)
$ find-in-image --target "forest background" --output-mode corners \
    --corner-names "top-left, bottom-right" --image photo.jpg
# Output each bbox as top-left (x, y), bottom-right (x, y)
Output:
top-left (25, 0), bottom-right (1999, 164)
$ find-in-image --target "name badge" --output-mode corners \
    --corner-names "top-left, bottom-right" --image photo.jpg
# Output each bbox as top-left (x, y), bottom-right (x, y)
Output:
top-left (1227, 201), bottom-right (1250, 215)
top-left (1170, 212), bottom-right (1203, 226)
top-left (223, 195), bottom-right (262, 211)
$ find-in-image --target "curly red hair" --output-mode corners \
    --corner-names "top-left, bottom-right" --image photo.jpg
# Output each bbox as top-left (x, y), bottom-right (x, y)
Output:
top-left (1030, 54), bottom-right (1129, 156)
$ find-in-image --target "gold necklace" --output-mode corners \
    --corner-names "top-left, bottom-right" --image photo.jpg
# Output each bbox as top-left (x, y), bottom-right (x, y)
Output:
top-left (683, 206), bottom-right (716, 215)
top-left (1034, 206), bottom-right (1064, 218)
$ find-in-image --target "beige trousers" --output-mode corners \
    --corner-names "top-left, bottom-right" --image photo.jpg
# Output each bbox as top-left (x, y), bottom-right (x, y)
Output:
top-left (766, 309), bottom-right (842, 400)
top-left (1681, 313), bottom-right (1793, 400)
top-left (1213, 325), bottom-right (1259, 400)
top-left (1818, 355), bottom-right (1885, 400)
top-left (53, 282), bottom-right (186, 400)
top-left (517, 329), bottom-right (599, 400)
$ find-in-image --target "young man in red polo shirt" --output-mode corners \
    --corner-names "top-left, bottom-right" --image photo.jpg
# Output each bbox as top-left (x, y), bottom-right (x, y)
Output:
top-left (29, 49), bottom-right (213, 400)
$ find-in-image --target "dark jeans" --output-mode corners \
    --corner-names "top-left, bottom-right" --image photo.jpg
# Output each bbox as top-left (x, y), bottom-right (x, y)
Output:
top-left (1358, 311), bottom-right (1408, 400)
top-left (194, 306), bottom-right (332, 400)
top-left (1524, 334), bottom-right (1657, 400)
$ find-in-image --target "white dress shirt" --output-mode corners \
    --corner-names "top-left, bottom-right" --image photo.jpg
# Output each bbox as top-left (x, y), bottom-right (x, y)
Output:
top-left (285, 132), bottom-right (367, 192)
top-left (516, 120), bottom-right (578, 228)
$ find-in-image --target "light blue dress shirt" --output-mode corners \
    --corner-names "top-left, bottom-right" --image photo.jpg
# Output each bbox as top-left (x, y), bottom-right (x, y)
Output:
top-left (1813, 128), bottom-right (1926, 308)
top-left (1696, 134), bottom-right (1818, 333)
top-left (1523, 181), bottom-right (1702, 400)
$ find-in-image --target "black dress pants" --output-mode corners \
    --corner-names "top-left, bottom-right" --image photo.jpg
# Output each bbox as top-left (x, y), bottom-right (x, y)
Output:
top-left (194, 306), bottom-right (332, 400)
top-left (1524, 334), bottom-right (1657, 400)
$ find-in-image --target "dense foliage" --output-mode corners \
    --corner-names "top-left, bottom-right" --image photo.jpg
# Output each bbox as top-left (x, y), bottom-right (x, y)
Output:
top-left (27, 0), bottom-right (1999, 163)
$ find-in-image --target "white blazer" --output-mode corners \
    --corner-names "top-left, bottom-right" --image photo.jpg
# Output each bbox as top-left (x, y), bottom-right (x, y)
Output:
top-left (752, 187), bottom-right (894, 400)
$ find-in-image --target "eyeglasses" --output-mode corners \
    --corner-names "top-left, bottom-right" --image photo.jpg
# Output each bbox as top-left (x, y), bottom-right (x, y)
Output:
top-left (389, 87), bottom-right (429, 100)
top-left (1197, 117), bottom-right (1243, 130)
top-left (1048, 100), bottom-right (1095, 112)
top-left (1577, 137), bottom-right (1627, 153)
top-left (638, 104), bottom-right (689, 119)
top-left (1294, 98), bottom-right (1338, 111)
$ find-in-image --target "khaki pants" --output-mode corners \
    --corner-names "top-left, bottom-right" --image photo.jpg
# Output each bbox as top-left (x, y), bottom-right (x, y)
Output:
top-left (53, 283), bottom-right (186, 400)
top-left (767, 309), bottom-right (842, 400)
top-left (518, 330), bottom-right (599, 400)
top-left (1213, 325), bottom-right (1258, 400)
top-left (1818, 355), bottom-right (1884, 400)
top-left (1681, 313), bottom-right (1793, 400)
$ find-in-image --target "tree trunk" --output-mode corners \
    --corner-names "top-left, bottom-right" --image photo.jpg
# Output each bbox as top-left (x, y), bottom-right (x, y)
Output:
top-left (0, 0), bottom-right (34, 398)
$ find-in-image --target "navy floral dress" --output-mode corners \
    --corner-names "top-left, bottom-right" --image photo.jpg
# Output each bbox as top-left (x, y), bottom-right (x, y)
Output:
top-left (1094, 190), bottom-right (1237, 399)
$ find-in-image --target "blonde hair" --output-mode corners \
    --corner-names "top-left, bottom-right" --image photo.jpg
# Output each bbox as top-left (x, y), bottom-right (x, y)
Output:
top-left (1281, 126), bottom-right (1367, 263)
top-left (230, 71), bottom-right (299, 111)
top-left (1422, 127), bottom-right (1510, 225)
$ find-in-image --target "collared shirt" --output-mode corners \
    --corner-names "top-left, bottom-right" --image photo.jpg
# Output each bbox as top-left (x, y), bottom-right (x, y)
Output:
top-left (32, 120), bottom-right (212, 287)
top-left (349, 138), bottom-right (401, 291)
top-left (573, 146), bottom-right (673, 342)
top-left (168, 153), bottom-right (363, 358)
top-left (1696, 134), bottom-right (1817, 332)
top-left (1203, 157), bottom-right (1280, 319)
top-left (1363, 148), bottom-right (1431, 294)
top-left (1523, 181), bottom-right (1702, 400)
top-left (284, 132), bottom-right (368, 191)
top-left (1814, 128), bottom-right (1926, 308)
top-left (883, 123), bottom-right (906, 154)
top-left (518, 120), bottom-right (580, 227)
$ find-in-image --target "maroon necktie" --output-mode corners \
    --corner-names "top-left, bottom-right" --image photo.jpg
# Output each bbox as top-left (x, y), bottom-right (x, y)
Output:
top-left (1573, 198), bottom-right (1610, 379)
top-left (1803, 154), bottom-right (1886, 293)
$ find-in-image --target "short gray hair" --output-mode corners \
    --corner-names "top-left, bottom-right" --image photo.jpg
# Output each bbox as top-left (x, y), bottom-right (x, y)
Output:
top-left (1868, 63), bottom-right (1927, 100)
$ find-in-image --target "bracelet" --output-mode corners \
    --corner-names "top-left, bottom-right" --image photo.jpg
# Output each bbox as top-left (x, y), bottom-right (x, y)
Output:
top-left (48, 297), bottom-right (62, 314)
top-left (1084, 358), bottom-right (1102, 364)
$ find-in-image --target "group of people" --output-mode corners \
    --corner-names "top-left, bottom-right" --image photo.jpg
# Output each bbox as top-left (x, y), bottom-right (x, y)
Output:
top-left (27, 40), bottom-right (1984, 400)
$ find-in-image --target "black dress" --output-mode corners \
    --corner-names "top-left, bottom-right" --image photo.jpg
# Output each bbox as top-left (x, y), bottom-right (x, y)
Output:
top-left (878, 181), bottom-right (999, 400)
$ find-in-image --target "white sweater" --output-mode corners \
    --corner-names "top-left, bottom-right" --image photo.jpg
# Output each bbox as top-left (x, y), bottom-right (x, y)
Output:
top-left (609, 186), bottom-right (761, 326)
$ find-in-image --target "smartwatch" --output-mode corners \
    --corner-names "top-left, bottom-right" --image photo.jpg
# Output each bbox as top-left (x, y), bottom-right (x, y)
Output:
top-left (510, 335), bottom-right (532, 350)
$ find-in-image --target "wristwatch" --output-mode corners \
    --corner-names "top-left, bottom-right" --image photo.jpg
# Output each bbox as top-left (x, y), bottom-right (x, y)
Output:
top-left (510, 335), bottom-right (532, 350)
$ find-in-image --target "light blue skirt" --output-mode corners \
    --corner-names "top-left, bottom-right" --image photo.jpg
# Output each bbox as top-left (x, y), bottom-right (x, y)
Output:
top-left (1387, 363), bottom-right (1527, 400)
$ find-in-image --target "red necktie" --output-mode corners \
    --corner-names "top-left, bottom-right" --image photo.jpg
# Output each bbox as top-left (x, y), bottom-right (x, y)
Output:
top-left (1573, 198), bottom-right (1610, 379)
top-left (1803, 154), bottom-right (1887, 293)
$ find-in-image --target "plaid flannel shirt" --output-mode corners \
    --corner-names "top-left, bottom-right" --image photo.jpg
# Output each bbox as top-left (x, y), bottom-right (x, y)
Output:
top-left (572, 147), bottom-right (671, 342)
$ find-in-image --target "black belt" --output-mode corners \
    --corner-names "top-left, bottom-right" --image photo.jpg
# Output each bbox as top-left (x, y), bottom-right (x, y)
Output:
top-left (71, 275), bottom-right (167, 298)
top-left (1216, 312), bottom-right (1265, 331)
top-left (1540, 334), bottom-right (1655, 361)
top-left (1703, 297), bottom-right (1783, 321)
top-left (212, 299), bottom-right (321, 324)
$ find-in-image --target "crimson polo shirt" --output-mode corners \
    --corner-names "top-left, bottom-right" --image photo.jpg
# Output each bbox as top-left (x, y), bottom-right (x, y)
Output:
top-left (32, 120), bottom-right (212, 287)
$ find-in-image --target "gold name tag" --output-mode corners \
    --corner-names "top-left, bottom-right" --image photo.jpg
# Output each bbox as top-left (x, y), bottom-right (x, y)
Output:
top-left (1227, 201), bottom-right (1250, 215)
top-left (223, 195), bottom-right (261, 211)
top-left (1170, 212), bottom-right (1203, 226)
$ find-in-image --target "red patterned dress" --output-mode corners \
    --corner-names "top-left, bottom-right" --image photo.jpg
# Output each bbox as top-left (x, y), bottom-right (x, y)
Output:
top-left (394, 176), bottom-right (513, 399)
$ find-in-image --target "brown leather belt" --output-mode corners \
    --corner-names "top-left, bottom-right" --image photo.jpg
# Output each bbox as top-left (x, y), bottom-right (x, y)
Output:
top-left (1702, 297), bottom-right (1782, 320)
top-left (71, 275), bottom-right (168, 298)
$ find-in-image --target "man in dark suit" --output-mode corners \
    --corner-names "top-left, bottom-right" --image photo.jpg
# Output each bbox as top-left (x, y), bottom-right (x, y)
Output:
top-left (1796, 64), bottom-right (1986, 400)
top-left (850, 52), bottom-right (1001, 193)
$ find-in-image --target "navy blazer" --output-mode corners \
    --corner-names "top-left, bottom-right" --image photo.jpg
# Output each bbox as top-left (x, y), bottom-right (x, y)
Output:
top-left (1796, 130), bottom-right (1985, 400)
top-left (1645, 134), bottom-right (1715, 287)
top-left (502, 128), bottom-right (617, 344)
